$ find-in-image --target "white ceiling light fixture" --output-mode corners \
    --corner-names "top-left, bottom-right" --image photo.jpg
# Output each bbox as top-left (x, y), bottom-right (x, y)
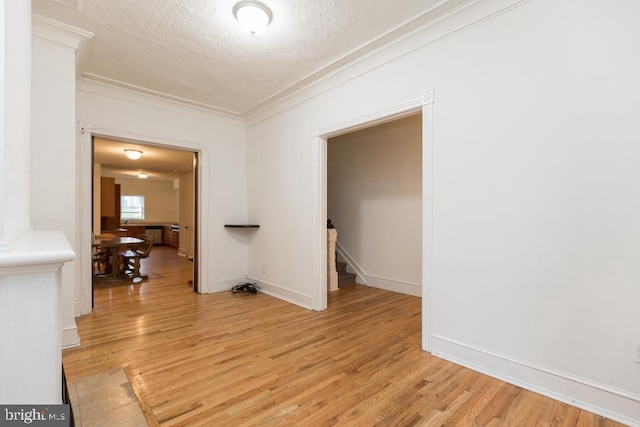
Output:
top-left (124, 149), bottom-right (143, 160)
top-left (137, 172), bottom-right (148, 179)
top-left (233, 0), bottom-right (273, 36)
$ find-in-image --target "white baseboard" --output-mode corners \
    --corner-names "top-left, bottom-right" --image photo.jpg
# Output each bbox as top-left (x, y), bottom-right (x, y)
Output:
top-left (207, 277), bottom-right (247, 293)
top-left (431, 334), bottom-right (640, 427)
top-left (335, 243), bottom-right (421, 296)
top-left (62, 324), bottom-right (80, 348)
top-left (365, 275), bottom-right (421, 297)
top-left (247, 276), bottom-right (313, 310)
top-left (74, 301), bottom-right (83, 317)
top-left (335, 243), bottom-right (368, 285)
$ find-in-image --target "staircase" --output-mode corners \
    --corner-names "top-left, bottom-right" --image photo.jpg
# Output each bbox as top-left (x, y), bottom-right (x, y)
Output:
top-left (327, 220), bottom-right (356, 290)
top-left (337, 261), bottom-right (356, 288)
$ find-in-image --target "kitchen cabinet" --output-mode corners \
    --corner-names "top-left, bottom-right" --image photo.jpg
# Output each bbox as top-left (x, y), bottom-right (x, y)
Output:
top-left (101, 179), bottom-right (121, 231)
top-left (120, 226), bottom-right (145, 237)
top-left (162, 225), bottom-right (179, 248)
top-left (100, 177), bottom-right (116, 217)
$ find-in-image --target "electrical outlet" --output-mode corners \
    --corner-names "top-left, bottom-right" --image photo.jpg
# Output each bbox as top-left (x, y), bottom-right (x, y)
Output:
top-left (633, 341), bottom-right (640, 363)
top-left (262, 265), bottom-right (266, 274)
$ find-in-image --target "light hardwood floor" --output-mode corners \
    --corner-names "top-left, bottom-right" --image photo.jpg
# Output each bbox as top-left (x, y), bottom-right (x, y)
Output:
top-left (63, 246), bottom-right (624, 426)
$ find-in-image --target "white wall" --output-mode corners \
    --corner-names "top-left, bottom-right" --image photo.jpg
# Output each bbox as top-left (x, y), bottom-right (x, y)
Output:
top-left (328, 115), bottom-right (422, 295)
top-left (247, 105), bottom-right (318, 307)
top-left (77, 87), bottom-right (248, 295)
top-left (116, 177), bottom-right (179, 224)
top-left (0, 0), bottom-right (32, 246)
top-left (247, 0), bottom-right (640, 423)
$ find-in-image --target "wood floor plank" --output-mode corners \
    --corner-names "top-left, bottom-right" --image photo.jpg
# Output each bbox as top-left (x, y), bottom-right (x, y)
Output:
top-left (62, 246), bottom-right (627, 426)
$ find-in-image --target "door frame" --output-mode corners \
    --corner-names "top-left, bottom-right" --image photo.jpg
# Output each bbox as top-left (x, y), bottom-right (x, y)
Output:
top-left (77, 121), bottom-right (208, 314)
top-left (310, 91), bottom-right (434, 352)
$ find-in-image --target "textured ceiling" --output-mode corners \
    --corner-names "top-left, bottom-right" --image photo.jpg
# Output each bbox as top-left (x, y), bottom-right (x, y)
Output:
top-left (94, 138), bottom-right (195, 181)
top-left (32, 0), bottom-right (461, 117)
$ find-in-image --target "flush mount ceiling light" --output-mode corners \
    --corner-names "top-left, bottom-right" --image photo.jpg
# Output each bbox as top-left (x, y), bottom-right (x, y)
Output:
top-left (124, 149), bottom-right (143, 160)
top-left (137, 172), bottom-right (148, 179)
top-left (233, 0), bottom-right (273, 36)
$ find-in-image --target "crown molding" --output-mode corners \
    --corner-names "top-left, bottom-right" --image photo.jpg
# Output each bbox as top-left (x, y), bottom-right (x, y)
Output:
top-left (71, 0), bottom-right (529, 127)
top-left (82, 73), bottom-right (242, 117)
top-left (32, 14), bottom-right (93, 50)
top-left (244, 0), bottom-right (530, 125)
top-left (53, 0), bottom-right (81, 9)
top-left (241, 0), bottom-right (472, 119)
top-left (77, 77), bottom-right (246, 128)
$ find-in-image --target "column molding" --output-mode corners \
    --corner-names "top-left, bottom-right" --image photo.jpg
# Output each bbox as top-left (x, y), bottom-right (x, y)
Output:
top-left (32, 14), bottom-right (93, 50)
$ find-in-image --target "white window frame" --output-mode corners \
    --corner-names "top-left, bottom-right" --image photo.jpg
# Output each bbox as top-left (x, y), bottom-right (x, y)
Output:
top-left (121, 195), bottom-right (145, 220)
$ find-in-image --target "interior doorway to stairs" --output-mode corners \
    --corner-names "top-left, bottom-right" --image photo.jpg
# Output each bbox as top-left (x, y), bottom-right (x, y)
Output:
top-left (313, 93), bottom-right (434, 351)
top-left (326, 113), bottom-right (423, 296)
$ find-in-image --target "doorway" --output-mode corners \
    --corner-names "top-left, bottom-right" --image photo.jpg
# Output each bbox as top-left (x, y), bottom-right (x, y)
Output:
top-left (326, 113), bottom-right (423, 295)
top-left (311, 92), bottom-right (434, 351)
top-left (91, 137), bottom-right (198, 296)
top-left (78, 123), bottom-right (210, 315)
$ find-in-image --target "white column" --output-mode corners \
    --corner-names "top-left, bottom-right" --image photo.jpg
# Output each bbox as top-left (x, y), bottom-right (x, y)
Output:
top-left (0, 4), bottom-right (75, 404)
top-left (0, 231), bottom-right (74, 403)
top-left (31, 15), bottom-right (93, 347)
top-left (0, 0), bottom-right (32, 248)
top-left (327, 228), bottom-right (338, 292)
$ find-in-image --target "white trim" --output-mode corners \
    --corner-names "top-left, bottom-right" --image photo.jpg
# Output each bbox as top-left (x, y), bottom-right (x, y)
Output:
top-left (422, 91), bottom-right (435, 352)
top-left (310, 136), bottom-right (327, 311)
top-left (0, 231), bottom-right (75, 273)
top-left (32, 15), bottom-right (93, 50)
top-left (336, 241), bottom-right (421, 296)
top-left (248, 277), bottom-right (314, 310)
top-left (312, 93), bottom-right (433, 352)
top-left (208, 277), bottom-right (248, 293)
top-left (245, 0), bottom-right (529, 124)
top-left (77, 122), bottom-right (93, 315)
top-left (74, 300), bottom-right (83, 317)
top-left (52, 0), bottom-right (81, 9)
top-left (335, 242), bottom-right (368, 285)
top-left (77, 123), bottom-right (210, 313)
top-left (364, 275), bottom-right (421, 297)
top-left (431, 334), bottom-right (640, 426)
top-left (79, 74), bottom-right (245, 122)
top-left (61, 324), bottom-right (80, 348)
top-left (243, 0), bottom-right (475, 120)
top-left (316, 96), bottom-right (426, 139)
top-left (0, 231), bottom-right (73, 405)
top-left (46, 0), bottom-right (530, 124)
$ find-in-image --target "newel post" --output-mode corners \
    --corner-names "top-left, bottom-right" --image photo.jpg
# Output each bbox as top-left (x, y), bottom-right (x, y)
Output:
top-left (327, 220), bottom-right (338, 292)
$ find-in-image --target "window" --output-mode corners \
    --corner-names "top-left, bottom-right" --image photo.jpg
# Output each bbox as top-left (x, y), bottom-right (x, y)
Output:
top-left (121, 195), bottom-right (145, 220)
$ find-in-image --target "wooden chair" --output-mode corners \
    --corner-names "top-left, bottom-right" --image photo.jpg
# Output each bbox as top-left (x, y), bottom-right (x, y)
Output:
top-left (92, 246), bottom-right (111, 277)
top-left (120, 234), bottom-right (154, 281)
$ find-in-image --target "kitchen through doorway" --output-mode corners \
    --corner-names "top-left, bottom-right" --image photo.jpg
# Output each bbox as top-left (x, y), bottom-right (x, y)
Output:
top-left (92, 136), bottom-right (198, 299)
